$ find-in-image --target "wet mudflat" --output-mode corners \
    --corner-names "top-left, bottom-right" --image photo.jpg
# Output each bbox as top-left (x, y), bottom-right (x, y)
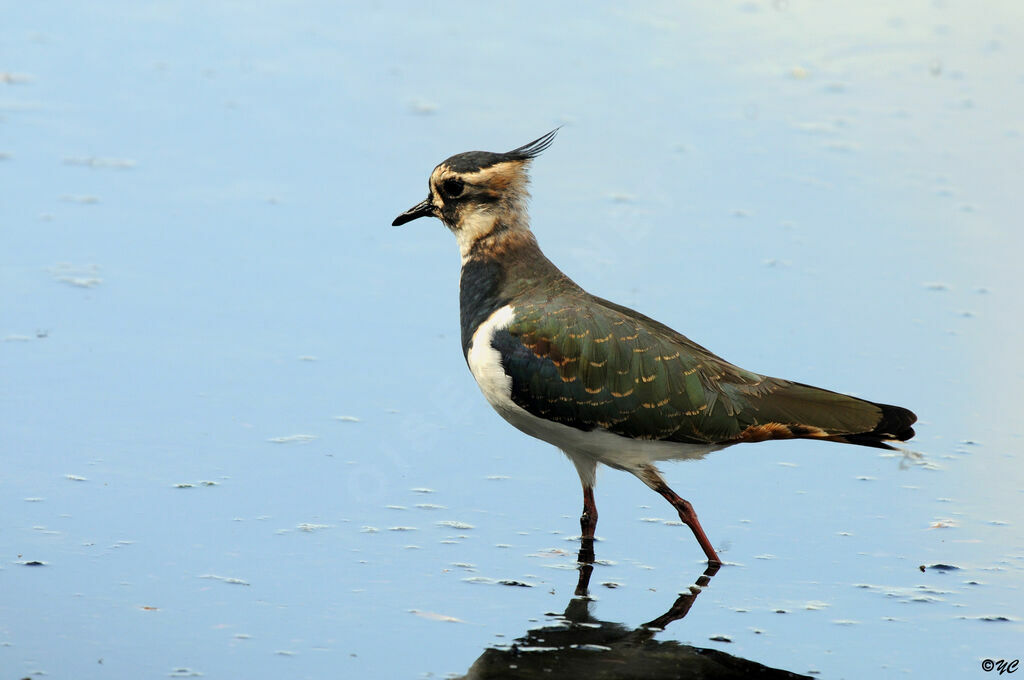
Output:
top-left (3, 3), bottom-right (1022, 678)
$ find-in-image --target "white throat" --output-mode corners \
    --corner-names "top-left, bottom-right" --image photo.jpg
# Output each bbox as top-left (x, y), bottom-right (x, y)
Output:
top-left (455, 211), bottom-right (498, 263)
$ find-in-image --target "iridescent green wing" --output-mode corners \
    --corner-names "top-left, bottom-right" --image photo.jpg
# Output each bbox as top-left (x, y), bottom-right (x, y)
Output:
top-left (492, 294), bottom-right (901, 445)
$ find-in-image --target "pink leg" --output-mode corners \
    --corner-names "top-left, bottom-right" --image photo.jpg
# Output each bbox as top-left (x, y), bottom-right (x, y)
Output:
top-left (580, 485), bottom-right (598, 541)
top-left (638, 465), bottom-right (721, 565)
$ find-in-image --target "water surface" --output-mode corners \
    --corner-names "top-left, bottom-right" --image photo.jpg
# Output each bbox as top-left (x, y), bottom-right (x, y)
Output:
top-left (3, 2), bottom-right (1022, 678)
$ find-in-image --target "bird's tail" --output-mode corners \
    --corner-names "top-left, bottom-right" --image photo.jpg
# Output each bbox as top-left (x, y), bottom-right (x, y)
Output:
top-left (826, 401), bottom-right (917, 449)
top-left (726, 381), bottom-right (917, 450)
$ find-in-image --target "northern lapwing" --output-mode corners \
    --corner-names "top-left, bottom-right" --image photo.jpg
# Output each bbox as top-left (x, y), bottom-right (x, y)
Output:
top-left (392, 129), bottom-right (917, 565)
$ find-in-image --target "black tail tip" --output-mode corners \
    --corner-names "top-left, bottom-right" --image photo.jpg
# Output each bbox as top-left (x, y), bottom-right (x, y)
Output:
top-left (876, 403), bottom-right (917, 441)
top-left (845, 403), bottom-right (917, 449)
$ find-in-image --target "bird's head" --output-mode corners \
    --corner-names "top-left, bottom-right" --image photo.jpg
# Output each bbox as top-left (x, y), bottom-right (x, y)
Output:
top-left (392, 129), bottom-right (558, 258)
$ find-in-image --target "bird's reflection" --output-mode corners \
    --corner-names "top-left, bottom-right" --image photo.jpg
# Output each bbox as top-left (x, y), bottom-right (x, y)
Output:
top-left (459, 538), bottom-right (809, 679)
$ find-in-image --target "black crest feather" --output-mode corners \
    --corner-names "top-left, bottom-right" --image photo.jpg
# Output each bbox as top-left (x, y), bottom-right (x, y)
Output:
top-left (441, 128), bottom-right (560, 173)
top-left (506, 128), bottom-right (560, 161)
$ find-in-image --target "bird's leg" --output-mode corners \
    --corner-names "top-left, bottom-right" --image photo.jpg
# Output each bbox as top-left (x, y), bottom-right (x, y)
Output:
top-left (577, 485), bottom-right (598, 567)
top-left (580, 485), bottom-right (598, 541)
top-left (637, 465), bottom-right (721, 566)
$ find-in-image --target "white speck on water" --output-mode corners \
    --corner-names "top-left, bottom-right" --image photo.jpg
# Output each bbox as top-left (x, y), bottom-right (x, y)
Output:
top-left (334, 415), bottom-right (360, 422)
top-left (415, 503), bottom-right (446, 510)
top-left (65, 474), bottom-right (88, 481)
top-left (388, 526), bottom-right (418, 532)
top-left (411, 487), bottom-right (435, 494)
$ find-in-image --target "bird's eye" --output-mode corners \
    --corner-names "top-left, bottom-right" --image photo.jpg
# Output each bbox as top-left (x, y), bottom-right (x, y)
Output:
top-left (441, 178), bottom-right (465, 199)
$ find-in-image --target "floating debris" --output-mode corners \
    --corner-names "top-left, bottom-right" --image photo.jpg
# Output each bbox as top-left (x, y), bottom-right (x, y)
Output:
top-left (415, 503), bottom-right (445, 510)
top-left (63, 156), bottom-right (137, 169)
top-left (174, 481), bottom-right (218, 488)
top-left (410, 487), bottom-right (435, 494)
top-left (0, 72), bottom-right (33, 84)
top-left (198, 574), bottom-right (250, 586)
top-left (462, 576), bottom-right (535, 587)
top-left (168, 669), bottom-right (203, 678)
top-left (436, 520), bottom-right (474, 530)
top-left (267, 434), bottom-right (316, 444)
top-left (334, 415), bottom-right (361, 422)
top-left (409, 99), bottom-right (438, 115)
top-left (65, 474), bottom-right (88, 482)
top-left (50, 263), bottom-right (103, 288)
top-left (929, 518), bottom-right (958, 529)
top-left (296, 523), bottom-right (331, 532)
top-left (59, 194), bottom-right (100, 204)
top-left (409, 609), bottom-right (464, 623)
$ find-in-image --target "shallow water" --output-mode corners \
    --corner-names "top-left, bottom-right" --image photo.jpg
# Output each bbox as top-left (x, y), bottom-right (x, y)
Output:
top-left (3, 2), bottom-right (1023, 678)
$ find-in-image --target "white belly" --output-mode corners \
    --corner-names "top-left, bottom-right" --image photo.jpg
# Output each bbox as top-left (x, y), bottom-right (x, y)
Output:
top-left (466, 305), bottom-right (721, 476)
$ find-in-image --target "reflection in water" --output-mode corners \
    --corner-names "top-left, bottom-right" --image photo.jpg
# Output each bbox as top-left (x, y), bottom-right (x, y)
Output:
top-left (460, 539), bottom-right (809, 679)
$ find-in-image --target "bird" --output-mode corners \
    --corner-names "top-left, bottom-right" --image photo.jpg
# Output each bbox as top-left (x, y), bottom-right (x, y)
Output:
top-left (392, 129), bottom-right (917, 565)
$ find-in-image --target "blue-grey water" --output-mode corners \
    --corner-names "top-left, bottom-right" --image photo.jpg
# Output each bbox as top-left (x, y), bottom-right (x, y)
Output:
top-left (3, 3), bottom-right (1022, 678)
